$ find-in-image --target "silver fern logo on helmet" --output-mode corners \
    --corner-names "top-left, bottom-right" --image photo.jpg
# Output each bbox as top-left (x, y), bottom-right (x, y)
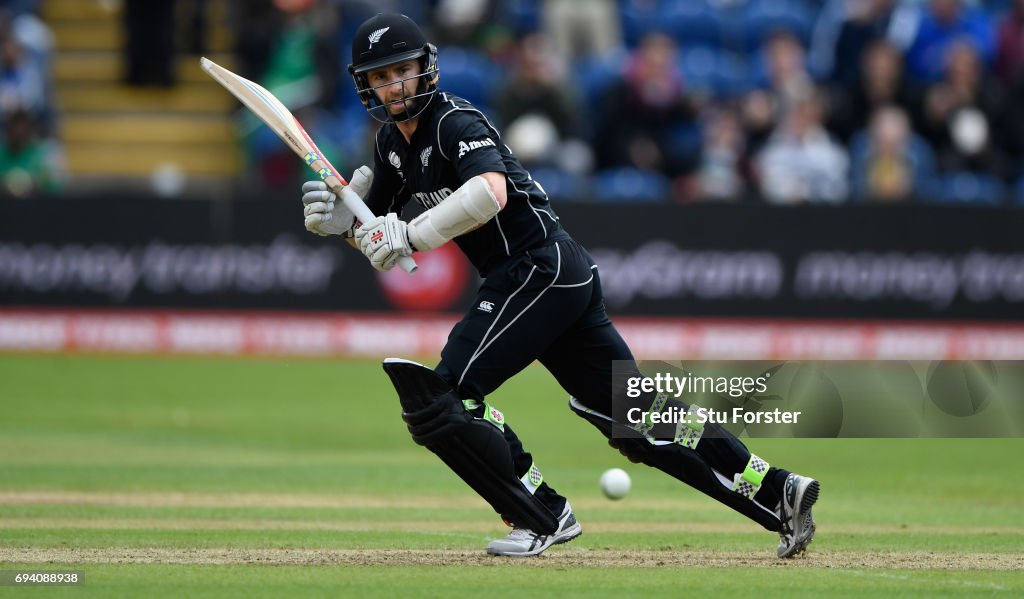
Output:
top-left (367, 27), bottom-right (390, 49)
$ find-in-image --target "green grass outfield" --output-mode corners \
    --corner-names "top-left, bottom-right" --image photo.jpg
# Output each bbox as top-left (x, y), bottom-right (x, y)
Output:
top-left (0, 354), bottom-right (1022, 598)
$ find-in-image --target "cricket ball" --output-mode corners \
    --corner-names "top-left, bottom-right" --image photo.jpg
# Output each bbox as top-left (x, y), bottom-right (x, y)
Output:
top-left (599, 468), bottom-right (631, 500)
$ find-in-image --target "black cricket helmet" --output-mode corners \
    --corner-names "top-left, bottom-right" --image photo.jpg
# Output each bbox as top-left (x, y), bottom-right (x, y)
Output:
top-left (348, 13), bottom-right (439, 123)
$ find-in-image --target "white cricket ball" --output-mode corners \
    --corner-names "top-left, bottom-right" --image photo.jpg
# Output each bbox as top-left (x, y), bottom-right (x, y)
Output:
top-left (599, 468), bottom-right (631, 500)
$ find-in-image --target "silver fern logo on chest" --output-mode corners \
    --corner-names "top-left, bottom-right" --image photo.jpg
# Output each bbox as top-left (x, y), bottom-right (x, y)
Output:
top-left (420, 146), bottom-right (433, 168)
top-left (367, 27), bottom-right (390, 49)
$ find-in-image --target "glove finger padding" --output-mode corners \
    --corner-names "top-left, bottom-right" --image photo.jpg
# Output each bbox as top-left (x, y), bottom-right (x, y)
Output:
top-left (347, 165), bottom-right (373, 199)
top-left (357, 213), bottom-right (411, 271)
top-left (302, 180), bottom-right (328, 194)
top-left (371, 244), bottom-right (399, 269)
top-left (301, 180), bottom-right (355, 237)
top-left (304, 212), bottom-right (328, 228)
top-left (302, 189), bottom-right (335, 206)
top-left (303, 201), bottom-right (333, 217)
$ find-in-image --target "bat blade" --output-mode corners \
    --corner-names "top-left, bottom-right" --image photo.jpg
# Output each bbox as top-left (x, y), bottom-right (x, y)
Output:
top-left (200, 57), bottom-right (417, 274)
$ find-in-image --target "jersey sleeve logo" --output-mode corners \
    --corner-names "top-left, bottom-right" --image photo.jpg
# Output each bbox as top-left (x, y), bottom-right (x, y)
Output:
top-left (457, 138), bottom-right (496, 159)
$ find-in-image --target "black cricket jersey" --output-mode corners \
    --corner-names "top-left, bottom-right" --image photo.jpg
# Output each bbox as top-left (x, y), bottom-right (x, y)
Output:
top-left (364, 91), bottom-right (570, 275)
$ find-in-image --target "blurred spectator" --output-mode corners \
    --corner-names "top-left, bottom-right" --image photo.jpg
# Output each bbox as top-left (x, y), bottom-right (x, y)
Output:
top-left (4, 4), bottom-right (54, 133)
top-left (995, 0), bottom-right (1024, 86)
top-left (181, 0), bottom-right (209, 55)
top-left (815, 0), bottom-right (900, 87)
top-left (123, 0), bottom-right (177, 87)
top-left (260, 2), bottom-right (340, 99)
top-left (433, 0), bottom-right (507, 51)
top-left (235, 0), bottom-right (282, 80)
top-left (235, 0), bottom-right (335, 83)
top-left (542, 0), bottom-right (622, 63)
top-left (920, 40), bottom-right (1015, 180)
top-left (741, 32), bottom-right (814, 155)
top-left (494, 34), bottom-right (589, 170)
top-left (901, 0), bottom-right (995, 82)
top-left (695, 106), bottom-right (749, 201)
top-left (7, 3), bottom-right (52, 62)
top-left (594, 33), bottom-right (697, 178)
top-left (849, 105), bottom-right (933, 202)
top-left (763, 30), bottom-right (815, 111)
top-left (827, 39), bottom-right (924, 142)
top-left (240, 1), bottom-right (344, 191)
top-left (757, 93), bottom-right (849, 204)
top-left (0, 107), bottom-right (66, 197)
top-left (0, 11), bottom-right (45, 117)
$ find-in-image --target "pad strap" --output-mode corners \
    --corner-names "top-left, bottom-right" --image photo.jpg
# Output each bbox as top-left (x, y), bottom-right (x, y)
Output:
top-left (463, 399), bottom-right (506, 432)
top-left (673, 408), bottom-right (704, 450)
top-left (732, 454), bottom-right (769, 499)
top-left (633, 393), bottom-right (704, 450)
top-left (632, 392), bottom-right (667, 438)
top-left (519, 461), bottom-right (544, 495)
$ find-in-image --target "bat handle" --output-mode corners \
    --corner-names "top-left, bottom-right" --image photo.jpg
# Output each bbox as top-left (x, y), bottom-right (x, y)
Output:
top-left (338, 187), bottom-right (419, 274)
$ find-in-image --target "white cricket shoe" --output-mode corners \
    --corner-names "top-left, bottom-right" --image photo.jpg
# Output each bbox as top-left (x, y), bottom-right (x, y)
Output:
top-left (777, 473), bottom-right (820, 558)
top-left (486, 502), bottom-right (582, 557)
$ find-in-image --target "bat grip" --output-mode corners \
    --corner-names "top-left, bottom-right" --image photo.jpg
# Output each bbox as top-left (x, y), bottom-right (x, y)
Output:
top-left (338, 187), bottom-right (419, 274)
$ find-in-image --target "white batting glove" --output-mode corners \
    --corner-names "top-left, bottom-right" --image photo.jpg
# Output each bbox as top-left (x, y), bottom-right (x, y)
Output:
top-left (355, 212), bottom-right (413, 271)
top-left (301, 166), bottom-right (373, 236)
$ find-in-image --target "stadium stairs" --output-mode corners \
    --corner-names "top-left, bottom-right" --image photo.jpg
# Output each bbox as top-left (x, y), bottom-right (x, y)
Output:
top-left (45, 0), bottom-right (240, 196)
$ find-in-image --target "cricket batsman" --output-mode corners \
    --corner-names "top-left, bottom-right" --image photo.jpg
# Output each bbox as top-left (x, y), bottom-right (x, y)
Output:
top-left (299, 13), bottom-right (819, 558)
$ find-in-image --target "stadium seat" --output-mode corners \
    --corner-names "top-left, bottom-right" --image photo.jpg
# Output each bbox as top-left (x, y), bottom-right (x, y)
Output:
top-left (437, 47), bottom-right (500, 109)
top-left (528, 167), bottom-right (589, 202)
top-left (741, 0), bottom-right (816, 52)
top-left (593, 167), bottom-right (670, 202)
top-left (1014, 176), bottom-right (1024, 206)
top-left (982, 0), bottom-right (1014, 17)
top-left (928, 172), bottom-right (1008, 206)
top-left (572, 50), bottom-right (628, 101)
top-left (679, 46), bottom-right (751, 98)
top-left (619, 0), bottom-right (672, 47)
top-left (501, 0), bottom-right (542, 34)
top-left (664, 2), bottom-right (724, 48)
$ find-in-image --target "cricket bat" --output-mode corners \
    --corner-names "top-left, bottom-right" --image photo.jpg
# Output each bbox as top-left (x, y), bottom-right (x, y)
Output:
top-left (199, 56), bottom-right (418, 274)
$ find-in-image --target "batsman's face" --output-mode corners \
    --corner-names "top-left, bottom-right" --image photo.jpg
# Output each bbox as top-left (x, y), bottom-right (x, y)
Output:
top-left (368, 60), bottom-right (422, 115)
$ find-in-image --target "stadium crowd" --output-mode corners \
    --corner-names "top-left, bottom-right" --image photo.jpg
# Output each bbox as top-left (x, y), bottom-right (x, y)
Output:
top-left (0, 0), bottom-right (64, 197)
top-left (240, 0), bottom-right (1024, 205)
top-left (8, 0), bottom-right (1024, 205)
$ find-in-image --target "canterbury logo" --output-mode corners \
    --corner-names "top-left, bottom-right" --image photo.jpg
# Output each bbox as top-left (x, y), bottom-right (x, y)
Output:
top-left (367, 27), bottom-right (390, 49)
top-left (478, 301), bottom-right (494, 313)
